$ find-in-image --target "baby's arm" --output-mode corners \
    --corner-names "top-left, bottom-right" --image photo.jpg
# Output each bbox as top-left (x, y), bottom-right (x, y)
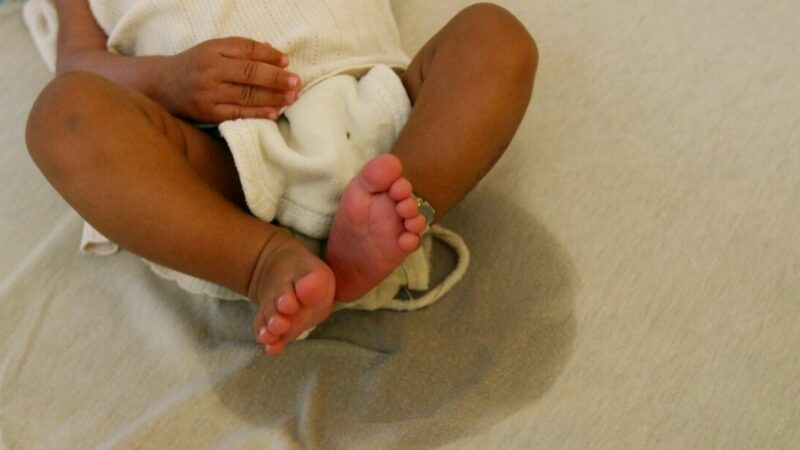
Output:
top-left (55, 0), bottom-right (166, 104)
top-left (54, 0), bottom-right (301, 123)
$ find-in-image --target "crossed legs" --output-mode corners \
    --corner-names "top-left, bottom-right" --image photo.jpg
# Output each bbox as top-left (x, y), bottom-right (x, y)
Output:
top-left (25, 3), bottom-right (537, 355)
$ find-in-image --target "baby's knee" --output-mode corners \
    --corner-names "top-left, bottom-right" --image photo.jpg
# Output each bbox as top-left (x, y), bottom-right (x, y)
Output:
top-left (457, 3), bottom-right (539, 78)
top-left (26, 71), bottom-right (119, 179)
top-left (27, 71), bottom-right (111, 146)
top-left (29, 71), bottom-right (111, 127)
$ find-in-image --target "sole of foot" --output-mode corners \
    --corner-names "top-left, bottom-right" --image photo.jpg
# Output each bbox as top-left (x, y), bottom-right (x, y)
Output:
top-left (325, 154), bottom-right (428, 302)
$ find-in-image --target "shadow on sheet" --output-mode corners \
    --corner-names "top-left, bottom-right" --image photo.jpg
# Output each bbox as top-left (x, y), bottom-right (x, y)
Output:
top-left (1, 187), bottom-right (577, 449)
top-left (209, 187), bottom-right (578, 448)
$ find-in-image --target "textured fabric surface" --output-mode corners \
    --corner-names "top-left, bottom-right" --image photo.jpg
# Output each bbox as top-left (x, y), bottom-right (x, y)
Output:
top-left (23, 0), bottom-right (411, 91)
top-left (1, 0), bottom-right (799, 449)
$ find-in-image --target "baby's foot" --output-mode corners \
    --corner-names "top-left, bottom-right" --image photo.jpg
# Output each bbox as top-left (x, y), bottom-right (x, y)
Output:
top-left (325, 154), bottom-right (428, 301)
top-left (250, 229), bottom-right (335, 356)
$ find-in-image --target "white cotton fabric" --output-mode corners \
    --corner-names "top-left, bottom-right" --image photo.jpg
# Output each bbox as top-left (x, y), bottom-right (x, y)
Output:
top-left (25, 0), bottom-right (411, 91)
top-left (87, 0), bottom-right (412, 97)
top-left (219, 63), bottom-right (411, 238)
top-left (22, 0), bottom-right (471, 311)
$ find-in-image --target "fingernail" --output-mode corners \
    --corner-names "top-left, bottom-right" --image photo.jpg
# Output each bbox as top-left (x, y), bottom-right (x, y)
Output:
top-left (288, 76), bottom-right (298, 88)
top-left (268, 111), bottom-right (278, 120)
top-left (280, 55), bottom-right (289, 66)
top-left (258, 326), bottom-right (267, 337)
top-left (286, 91), bottom-right (296, 102)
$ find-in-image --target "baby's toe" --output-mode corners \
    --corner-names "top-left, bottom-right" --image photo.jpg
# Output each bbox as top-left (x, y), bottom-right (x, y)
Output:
top-left (359, 154), bottom-right (403, 193)
top-left (276, 293), bottom-right (300, 315)
top-left (257, 326), bottom-right (282, 346)
top-left (399, 232), bottom-right (421, 253)
top-left (294, 267), bottom-right (334, 307)
top-left (389, 177), bottom-right (413, 201)
top-left (267, 314), bottom-right (292, 335)
top-left (264, 331), bottom-right (281, 344)
top-left (256, 325), bottom-right (269, 344)
top-left (396, 197), bottom-right (419, 219)
top-left (266, 341), bottom-right (285, 356)
top-left (253, 311), bottom-right (268, 341)
top-left (405, 215), bottom-right (427, 234)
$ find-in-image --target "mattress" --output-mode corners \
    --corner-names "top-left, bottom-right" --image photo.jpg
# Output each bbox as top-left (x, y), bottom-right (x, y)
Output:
top-left (1, 1), bottom-right (798, 448)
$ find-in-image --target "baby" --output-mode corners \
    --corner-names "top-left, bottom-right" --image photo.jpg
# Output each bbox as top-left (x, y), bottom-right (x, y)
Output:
top-left (26, 0), bottom-right (538, 356)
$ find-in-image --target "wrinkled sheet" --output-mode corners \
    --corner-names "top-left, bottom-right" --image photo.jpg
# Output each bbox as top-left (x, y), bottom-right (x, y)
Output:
top-left (1, 1), bottom-right (799, 448)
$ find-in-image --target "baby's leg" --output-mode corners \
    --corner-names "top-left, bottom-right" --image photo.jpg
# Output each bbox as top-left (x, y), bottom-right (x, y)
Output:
top-left (25, 71), bottom-right (333, 356)
top-left (326, 4), bottom-right (538, 301)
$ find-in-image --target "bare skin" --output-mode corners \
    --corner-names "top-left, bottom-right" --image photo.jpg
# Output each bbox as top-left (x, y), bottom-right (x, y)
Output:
top-left (26, 2), bottom-right (537, 355)
top-left (325, 154), bottom-right (426, 302)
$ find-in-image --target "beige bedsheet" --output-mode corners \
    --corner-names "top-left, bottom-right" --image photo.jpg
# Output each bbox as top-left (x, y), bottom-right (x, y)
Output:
top-left (1, 1), bottom-right (798, 448)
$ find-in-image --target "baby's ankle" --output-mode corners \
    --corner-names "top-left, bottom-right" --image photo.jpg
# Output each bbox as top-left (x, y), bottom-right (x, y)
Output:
top-left (245, 225), bottom-right (293, 303)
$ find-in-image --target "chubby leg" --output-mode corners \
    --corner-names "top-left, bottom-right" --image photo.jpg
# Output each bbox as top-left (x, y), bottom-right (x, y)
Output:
top-left (394, 3), bottom-right (538, 215)
top-left (327, 3), bottom-right (538, 301)
top-left (25, 71), bottom-right (333, 356)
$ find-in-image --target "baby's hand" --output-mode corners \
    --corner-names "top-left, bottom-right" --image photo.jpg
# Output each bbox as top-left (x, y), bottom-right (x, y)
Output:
top-left (157, 37), bottom-right (300, 123)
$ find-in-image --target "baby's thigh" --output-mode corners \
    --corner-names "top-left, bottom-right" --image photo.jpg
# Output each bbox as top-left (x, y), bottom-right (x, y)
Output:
top-left (107, 80), bottom-right (244, 206)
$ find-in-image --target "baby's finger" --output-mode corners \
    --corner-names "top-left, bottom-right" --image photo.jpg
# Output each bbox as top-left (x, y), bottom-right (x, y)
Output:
top-left (211, 104), bottom-right (280, 121)
top-left (219, 58), bottom-right (300, 91)
top-left (215, 36), bottom-right (287, 67)
top-left (217, 83), bottom-right (298, 107)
